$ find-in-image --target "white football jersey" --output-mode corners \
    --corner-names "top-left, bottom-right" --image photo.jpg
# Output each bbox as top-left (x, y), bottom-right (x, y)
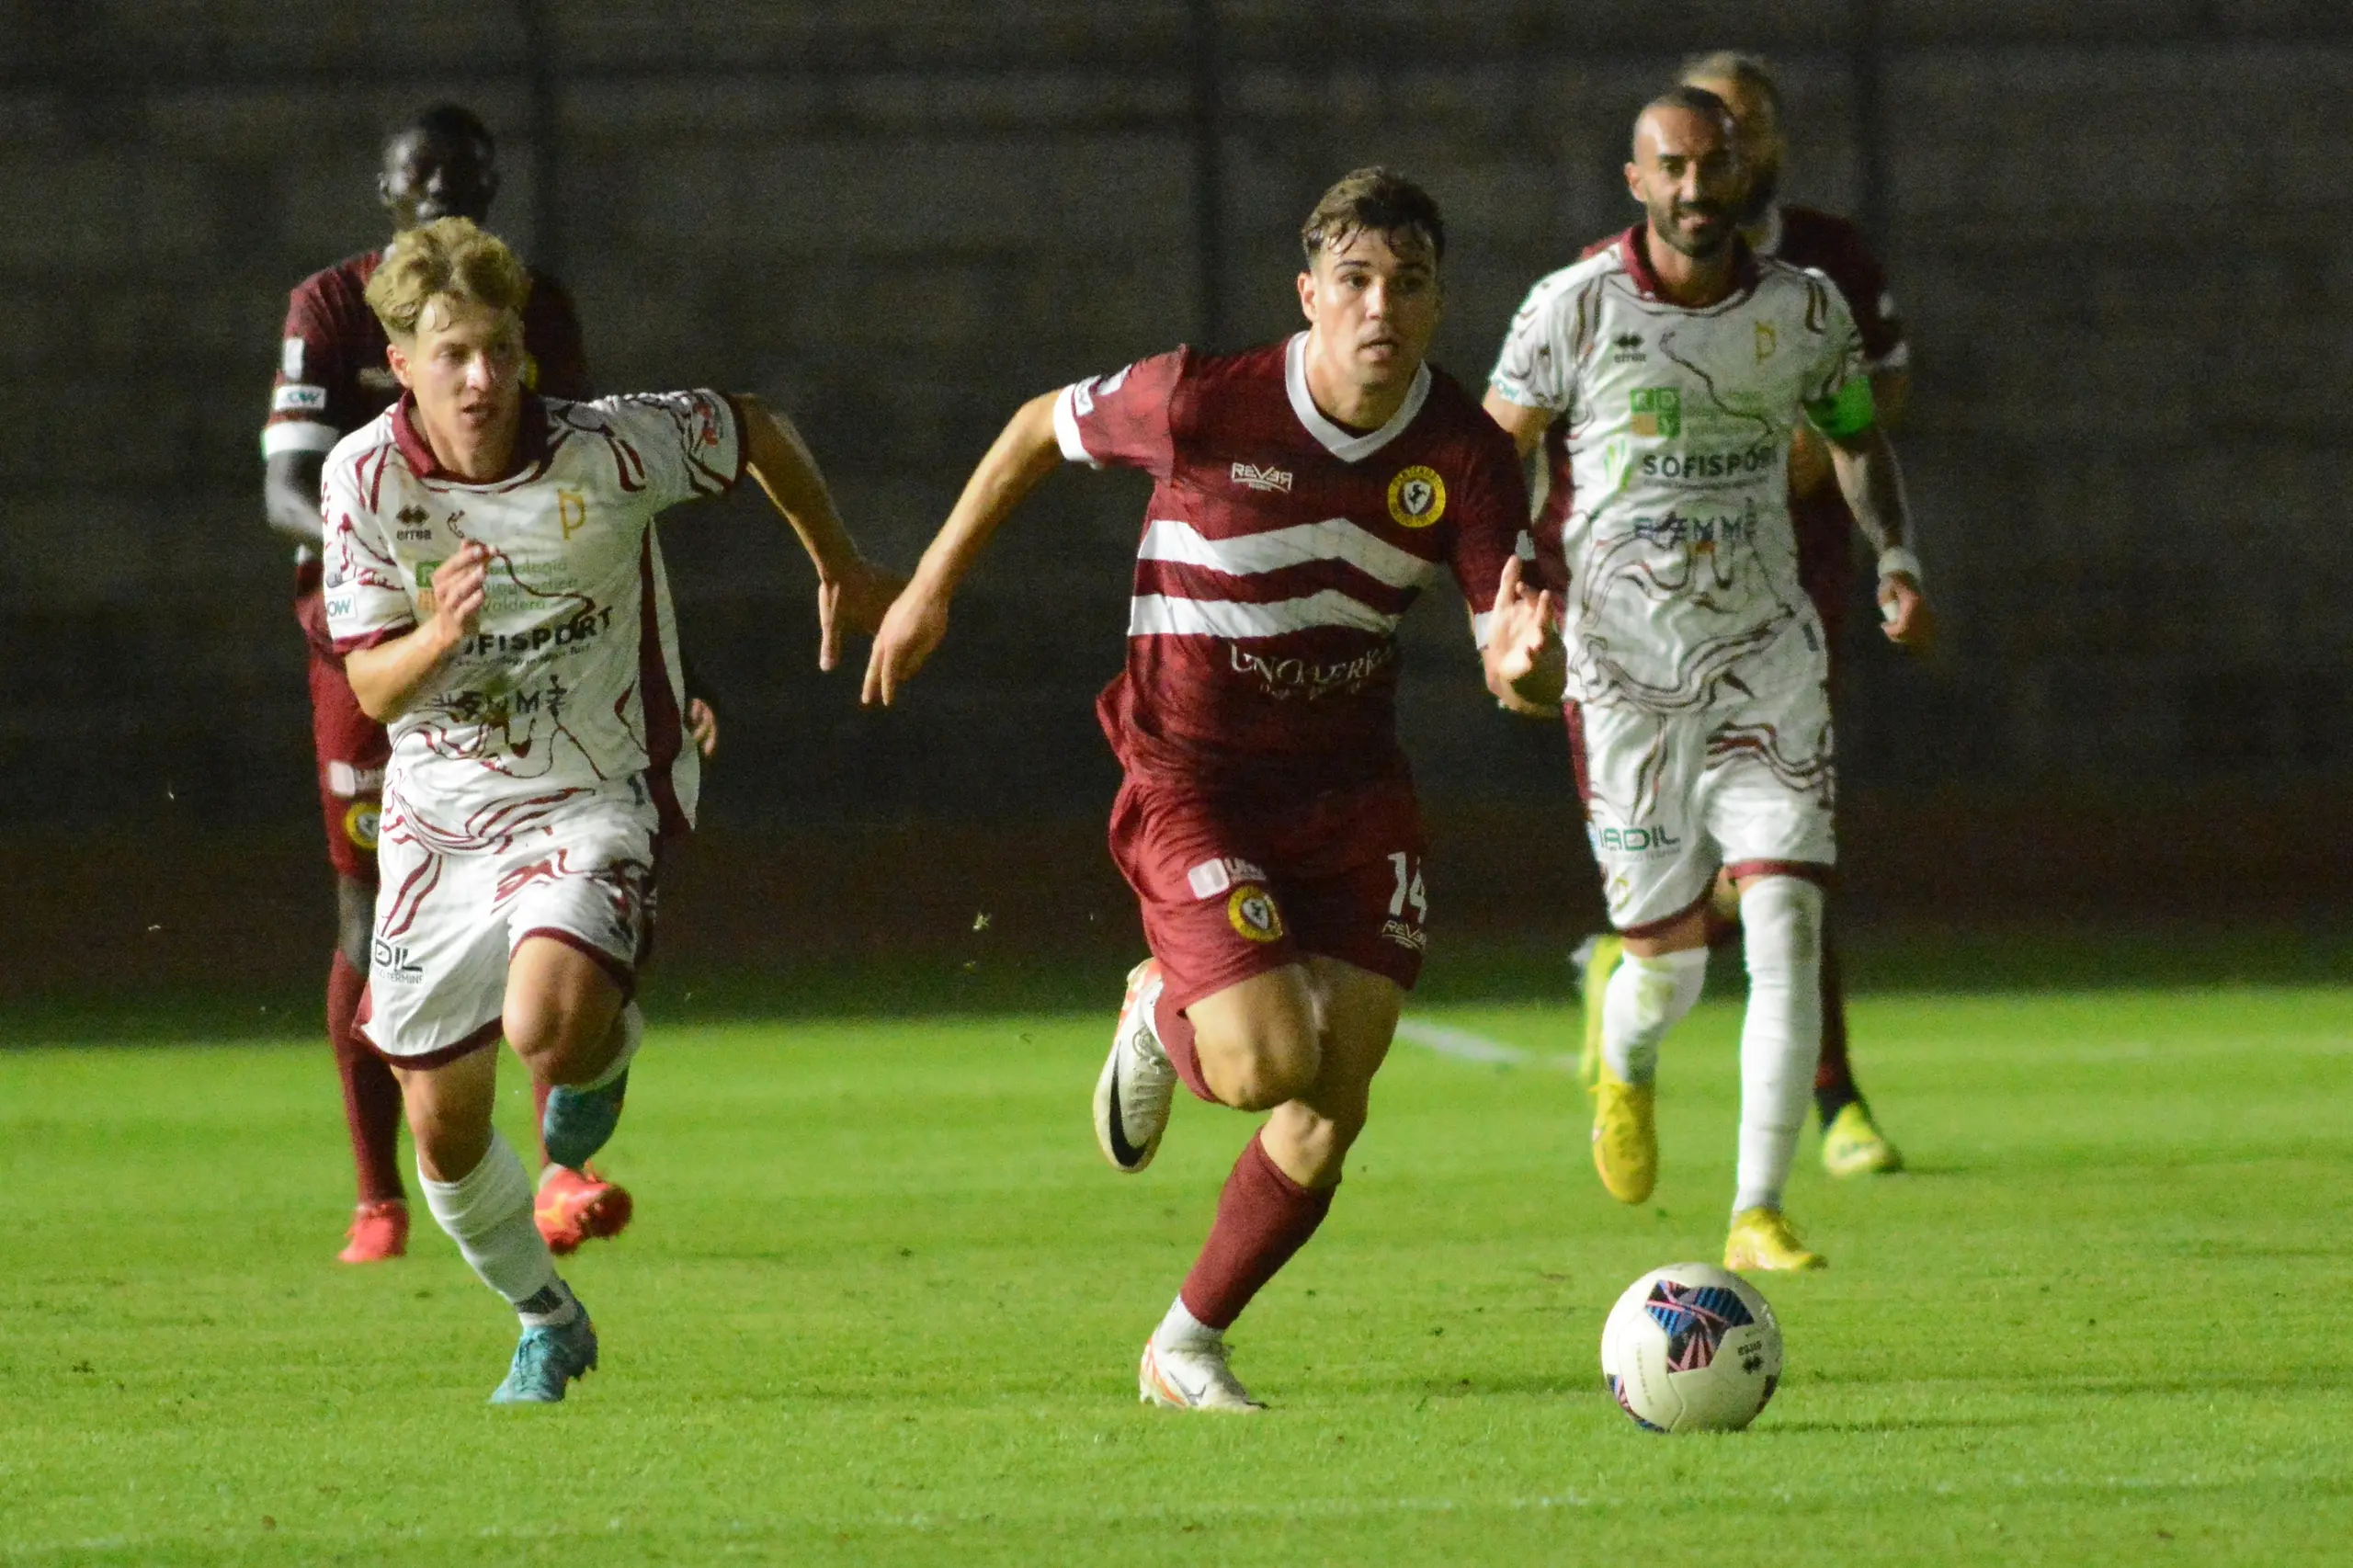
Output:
top-left (323, 391), bottom-right (743, 846)
top-left (1490, 231), bottom-right (1871, 713)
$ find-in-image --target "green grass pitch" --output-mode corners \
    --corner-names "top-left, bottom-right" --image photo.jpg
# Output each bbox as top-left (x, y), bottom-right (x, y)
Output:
top-left (4, 972), bottom-right (2351, 1564)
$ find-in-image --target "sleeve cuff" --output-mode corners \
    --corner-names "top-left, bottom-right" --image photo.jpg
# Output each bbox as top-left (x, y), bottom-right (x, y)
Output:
top-left (262, 421), bottom-right (340, 458)
top-left (332, 624), bottom-right (415, 656)
top-left (1870, 342), bottom-right (1912, 372)
top-left (1051, 384), bottom-right (1098, 467)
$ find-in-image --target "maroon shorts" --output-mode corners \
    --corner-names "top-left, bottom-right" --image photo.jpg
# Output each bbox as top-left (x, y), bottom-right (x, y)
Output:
top-left (300, 587), bottom-right (391, 882)
top-left (1108, 771), bottom-right (1429, 1012)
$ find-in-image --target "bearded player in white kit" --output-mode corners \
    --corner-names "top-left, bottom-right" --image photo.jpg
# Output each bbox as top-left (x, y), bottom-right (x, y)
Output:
top-left (324, 218), bottom-right (894, 1400)
top-left (1481, 87), bottom-right (1935, 1270)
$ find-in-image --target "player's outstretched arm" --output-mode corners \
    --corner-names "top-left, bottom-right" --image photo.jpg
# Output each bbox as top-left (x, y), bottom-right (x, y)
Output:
top-left (861, 391), bottom-right (1061, 708)
top-left (1481, 556), bottom-right (1566, 715)
top-left (1825, 426), bottom-right (1937, 653)
top-left (735, 394), bottom-right (902, 672)
top-left (264, 451), bottom-right (328, 548)
top-left (343, 543), bottom-right (490, 721)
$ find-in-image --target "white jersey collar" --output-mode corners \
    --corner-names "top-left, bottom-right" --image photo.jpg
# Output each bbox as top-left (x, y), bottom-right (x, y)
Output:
top-left (1284, 331), bottom-right (1431, 464)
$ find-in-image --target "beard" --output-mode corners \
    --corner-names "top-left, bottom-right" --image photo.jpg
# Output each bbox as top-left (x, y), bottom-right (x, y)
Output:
top-left (1650, 198), bottom-right (1735, 258)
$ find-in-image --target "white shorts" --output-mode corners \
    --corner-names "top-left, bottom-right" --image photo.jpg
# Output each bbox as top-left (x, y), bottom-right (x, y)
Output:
top-left (1573, 634), bottom-right (1836, 935)
top-left (358, 781), bottom-right (658, 1064)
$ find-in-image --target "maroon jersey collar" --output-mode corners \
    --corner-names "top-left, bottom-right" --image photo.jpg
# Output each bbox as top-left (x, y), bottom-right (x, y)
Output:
top-left (1615, 222), bottom-right (1761, 304)
top-left (1283, 331), bottom-right (1432, 464)
top-left (390, 392), bottom-right (551, 483)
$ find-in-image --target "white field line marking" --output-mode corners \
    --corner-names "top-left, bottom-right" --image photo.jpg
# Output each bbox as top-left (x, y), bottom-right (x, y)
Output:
top-left (1393, 1017), bottom-right (1575, 1070)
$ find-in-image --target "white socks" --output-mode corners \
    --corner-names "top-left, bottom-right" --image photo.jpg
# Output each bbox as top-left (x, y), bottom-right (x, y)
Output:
top-left (1154, 1294), bottom-right (1221, 1351)
top-left (1600, 948), bottom-right (1709, 1085)
top-left (1732, 876), bottom-right (1826, 1216)
top-left (418, 1130), bottom-right (569, 1323)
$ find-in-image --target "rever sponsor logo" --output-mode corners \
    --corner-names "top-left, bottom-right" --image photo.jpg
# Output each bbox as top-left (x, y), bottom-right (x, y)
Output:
top-left (1230, 461), bottom-right (1294, 494)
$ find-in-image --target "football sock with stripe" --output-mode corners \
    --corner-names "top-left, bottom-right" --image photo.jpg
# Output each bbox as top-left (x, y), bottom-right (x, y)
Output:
top-left (327, 950), bottom-right (404, 1204)
top-left (1733, 876), bottom-right (1826, 1215)
top-left (418, 1130), bottom-right (561, 1317)
top-left (1600, 947), bottom-right (1708, 1085)
top-left (1178, 1132), bottom-right (1332, 1331)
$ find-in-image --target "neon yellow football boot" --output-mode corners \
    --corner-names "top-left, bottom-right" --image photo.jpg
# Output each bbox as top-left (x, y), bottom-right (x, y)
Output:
top-left (1821, 1100), bottom-right (1904, 1177)
top-left (1574, 934), bottom-right (1624, 1088)
top-left (1589, 1065), bottom-right (1656, 1205)
top-left (1724, 1207), bottom-right (1827, 1272)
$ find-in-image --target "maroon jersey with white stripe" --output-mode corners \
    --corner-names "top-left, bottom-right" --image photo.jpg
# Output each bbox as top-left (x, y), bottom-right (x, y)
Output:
top-left (1053, 334), bottom-right (1529, 793)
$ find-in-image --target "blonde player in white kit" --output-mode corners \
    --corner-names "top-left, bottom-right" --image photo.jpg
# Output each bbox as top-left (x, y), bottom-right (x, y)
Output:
top-left (1481, 88), bottom-right (1934, 1271)
top-left (324, 218), bottom-right (895, 1401)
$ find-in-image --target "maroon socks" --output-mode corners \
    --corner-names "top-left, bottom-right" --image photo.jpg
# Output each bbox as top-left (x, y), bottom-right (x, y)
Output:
top-left (328, 951), bottom-right (404, 1204)
top-left (1178, 1132), bottom-right (1335, 1331)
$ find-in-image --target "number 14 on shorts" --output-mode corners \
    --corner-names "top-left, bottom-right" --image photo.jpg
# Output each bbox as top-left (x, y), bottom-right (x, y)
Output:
top-left (1379, 853), bottom-right (1427, 952)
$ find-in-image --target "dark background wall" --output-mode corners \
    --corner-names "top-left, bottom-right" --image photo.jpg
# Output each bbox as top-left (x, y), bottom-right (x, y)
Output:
top-left (3, 2), bottom-right (2349, 969)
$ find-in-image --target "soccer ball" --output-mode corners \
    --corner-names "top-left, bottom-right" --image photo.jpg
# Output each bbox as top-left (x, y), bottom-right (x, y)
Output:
top-left (1599, 1263), bottom-right (1782, 1432)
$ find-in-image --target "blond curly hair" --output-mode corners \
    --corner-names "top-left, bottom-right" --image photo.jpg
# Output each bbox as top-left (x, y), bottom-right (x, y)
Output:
top-left (362, 216), bottom-right (531, 340)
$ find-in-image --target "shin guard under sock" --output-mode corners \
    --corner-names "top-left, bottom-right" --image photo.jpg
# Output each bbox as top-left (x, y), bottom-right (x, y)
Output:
top-left (1733, 877), bottom-right (1826, 1215)
top-left (328, 951), bottom-right (404, 1204)
top-left (1600, 947), bottom-right (1709, 1084)
top-left (418, 1131), bottom-right (560, 1314)
top-left (1178, 1132), bottom-right (1333, 1331)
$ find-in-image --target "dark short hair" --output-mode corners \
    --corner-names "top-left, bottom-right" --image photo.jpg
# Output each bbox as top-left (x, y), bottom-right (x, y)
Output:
top-left (1633, 85), bottom-right (1733, 153)
top-left (1300, 166), bottom-right (1446, 267)
top-left (401, 102), bottom-right (494, 153)
top-left (1680, 51), bottom-right (1783, 119)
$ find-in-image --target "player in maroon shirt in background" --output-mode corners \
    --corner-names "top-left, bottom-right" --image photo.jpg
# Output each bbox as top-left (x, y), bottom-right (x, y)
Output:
top-left (1563, 50), bottom-right (1915, 1176)
top-left (865, 169), bottom-right (1534, 1411)
top-left (262, 105), bottom-right (708, 1262)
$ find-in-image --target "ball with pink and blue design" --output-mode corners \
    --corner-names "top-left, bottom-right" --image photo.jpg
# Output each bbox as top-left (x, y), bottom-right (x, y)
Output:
top-left (1599, 1262), bottom-right (1783, 1432)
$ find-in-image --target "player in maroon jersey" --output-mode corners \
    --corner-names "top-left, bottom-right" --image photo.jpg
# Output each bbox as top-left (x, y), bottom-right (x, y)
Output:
top-left (864, 169), bottom-right (1532, 1411)
top-left (1553, 54), bottom-right (1927, 1177)
top-left (262, 105), bottom-right (699, 1262)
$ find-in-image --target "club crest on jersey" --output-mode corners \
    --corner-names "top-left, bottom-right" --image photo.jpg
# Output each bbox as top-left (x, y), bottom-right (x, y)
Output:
top-left (1230, 462), bottom-right (1293, 494)
top-left (1386, 465), bottom-right (1446, 528)
top-left (342, 799), bottom-right (381, 852)
top-left (1755, 322), bottom-right (1779, 362)
top-left (559, 488), bottom-right (589, 539)
top-left (1227, 884), bottom-right (1284, 944)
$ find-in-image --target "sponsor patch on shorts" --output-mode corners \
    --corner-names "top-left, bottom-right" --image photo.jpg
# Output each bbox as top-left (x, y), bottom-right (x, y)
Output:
top-left (1226, 883), bottom-right (1284, 944)
top-left (272, 382), bottom-right (327, 413)
top-left (1187, 856), bottom-right (1269, 900)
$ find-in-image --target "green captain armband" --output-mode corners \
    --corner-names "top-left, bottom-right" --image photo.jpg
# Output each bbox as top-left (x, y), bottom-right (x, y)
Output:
top-left (1803, 376), bottom-right (1876, 438)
